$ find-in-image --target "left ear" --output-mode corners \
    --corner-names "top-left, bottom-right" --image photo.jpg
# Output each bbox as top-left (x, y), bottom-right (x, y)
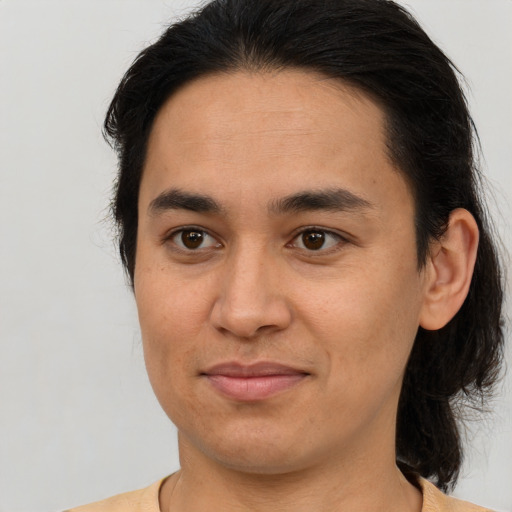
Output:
top-left (419, 208), bottom-right (479, 331)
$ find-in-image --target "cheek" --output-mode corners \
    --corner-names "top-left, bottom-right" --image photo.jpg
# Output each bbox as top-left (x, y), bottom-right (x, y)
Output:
top-left (135, 254), bottom-right (211, 338)
top-left (134, 267), bottom-right (207, 400)
top-left (300, 257), bottom-right (424, 382)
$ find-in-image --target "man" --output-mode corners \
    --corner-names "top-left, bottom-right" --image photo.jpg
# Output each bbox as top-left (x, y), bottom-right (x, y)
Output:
top-left (69, 0), bottom-right (504, 510)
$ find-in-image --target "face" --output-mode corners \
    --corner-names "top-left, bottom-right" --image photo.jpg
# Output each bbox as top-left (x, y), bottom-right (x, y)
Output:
top-left (135, 70), bottom-right (430, 474)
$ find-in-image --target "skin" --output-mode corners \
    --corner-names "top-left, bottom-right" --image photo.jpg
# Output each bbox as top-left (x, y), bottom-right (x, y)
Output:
top-left (134, 70), bottom-right (478, 512)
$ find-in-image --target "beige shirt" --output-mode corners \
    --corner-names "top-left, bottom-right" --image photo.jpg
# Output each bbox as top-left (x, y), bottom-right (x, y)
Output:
top-left (66, 477), bottom-right (494, 512)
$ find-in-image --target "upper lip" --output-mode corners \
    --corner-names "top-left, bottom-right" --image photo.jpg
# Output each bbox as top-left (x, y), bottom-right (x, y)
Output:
top-left (202, 361), bottom-right (309, 377)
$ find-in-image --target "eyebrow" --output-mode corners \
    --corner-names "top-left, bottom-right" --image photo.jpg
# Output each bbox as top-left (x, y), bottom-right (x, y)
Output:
top-left (148, 187), bottom-right (373, 217)
top-left (149, 188), bottom-right (223, 215)
top-left (269, 188), bottom-right (373, 215)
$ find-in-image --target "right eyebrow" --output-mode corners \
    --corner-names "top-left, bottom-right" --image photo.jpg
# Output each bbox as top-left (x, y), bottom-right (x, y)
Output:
top-left (148, 188), bottom-right (223, 215)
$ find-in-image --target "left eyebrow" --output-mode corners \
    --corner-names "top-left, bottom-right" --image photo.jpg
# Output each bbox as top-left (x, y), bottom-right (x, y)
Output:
top-left (269, 188), bottom-right (374, 215)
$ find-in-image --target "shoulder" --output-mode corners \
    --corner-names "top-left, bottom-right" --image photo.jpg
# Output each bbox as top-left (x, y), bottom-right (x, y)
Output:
top-left (419, 478), bottom-right (495, 512)
top-left (64, 479), bottom-right (164, 512)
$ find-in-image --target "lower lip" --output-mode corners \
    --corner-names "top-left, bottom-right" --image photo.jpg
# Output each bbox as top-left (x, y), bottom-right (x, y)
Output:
top-left (205, 374), bottom-right (307, 401)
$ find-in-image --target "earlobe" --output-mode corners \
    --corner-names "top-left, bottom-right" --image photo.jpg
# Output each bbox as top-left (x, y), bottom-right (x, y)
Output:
top-left (419, 208), bottom-right (479, 331)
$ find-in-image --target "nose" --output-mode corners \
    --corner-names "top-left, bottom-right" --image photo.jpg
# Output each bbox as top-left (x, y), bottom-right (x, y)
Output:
top-left (210, 245), bottom-right (293, 339)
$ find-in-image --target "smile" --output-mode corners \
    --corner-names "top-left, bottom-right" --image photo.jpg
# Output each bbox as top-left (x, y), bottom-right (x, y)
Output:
top-left (202, 362), bottom-right (309, 401)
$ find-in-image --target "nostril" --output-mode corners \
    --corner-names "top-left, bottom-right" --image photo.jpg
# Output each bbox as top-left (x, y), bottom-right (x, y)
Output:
top-left (210, 298), bottom-right (292, 339)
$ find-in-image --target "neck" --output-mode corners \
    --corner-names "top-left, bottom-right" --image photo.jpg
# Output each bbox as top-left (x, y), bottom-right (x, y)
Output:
top-left (159, 434), bottom-right (422, 512)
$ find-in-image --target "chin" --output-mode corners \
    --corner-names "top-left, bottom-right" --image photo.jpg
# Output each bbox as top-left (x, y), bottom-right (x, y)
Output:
top-left (179, 421), bottom-right (318, 475)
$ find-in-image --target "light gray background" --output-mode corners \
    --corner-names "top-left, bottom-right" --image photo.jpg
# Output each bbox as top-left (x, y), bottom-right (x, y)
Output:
top-left (1, 1), bottom-right (511, 511)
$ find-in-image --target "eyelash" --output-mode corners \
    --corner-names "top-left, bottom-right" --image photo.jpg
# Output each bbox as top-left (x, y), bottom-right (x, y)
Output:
top-left (165, 226), bottom-right (221, 253)
top-left (163, 226), bottom-right (348, 255)
top-left (287, 227), bottom-right (347, 254)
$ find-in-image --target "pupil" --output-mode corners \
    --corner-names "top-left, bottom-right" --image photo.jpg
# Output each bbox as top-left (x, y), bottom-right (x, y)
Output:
top-left (303, 231), bottom-right (325, 250)
top-left (182, 230), bottom-right (203, 249)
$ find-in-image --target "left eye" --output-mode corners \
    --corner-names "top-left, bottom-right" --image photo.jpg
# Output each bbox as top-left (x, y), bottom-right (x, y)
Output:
top-left (170, 229), bottom-right (220, 250)
top-left (290, 229), bottom-right (343, 251)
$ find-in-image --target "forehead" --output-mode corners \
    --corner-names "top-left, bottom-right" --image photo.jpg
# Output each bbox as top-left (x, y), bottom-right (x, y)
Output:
top-left (147, 70), bottom-right (387, 160)
top-left (141, 70), bottom-right (411, 218)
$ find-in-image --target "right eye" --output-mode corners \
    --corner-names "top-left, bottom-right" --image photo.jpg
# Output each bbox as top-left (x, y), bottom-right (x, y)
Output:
top-left (169, 228), bottom-right (221, 251)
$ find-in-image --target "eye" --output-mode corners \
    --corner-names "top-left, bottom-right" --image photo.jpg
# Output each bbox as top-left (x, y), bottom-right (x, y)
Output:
top-left (290, 228), bottom-right (344, 252)
top-left (169, 228), bottom-right (221, 251)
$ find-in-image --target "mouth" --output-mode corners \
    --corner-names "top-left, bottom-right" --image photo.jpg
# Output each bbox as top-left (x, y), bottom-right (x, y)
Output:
top-left (201, 362), bottom-right (310, 402)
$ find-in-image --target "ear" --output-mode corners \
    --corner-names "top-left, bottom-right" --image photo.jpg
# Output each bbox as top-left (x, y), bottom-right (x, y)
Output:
top-left (419, 208), bottom-right (479, 331)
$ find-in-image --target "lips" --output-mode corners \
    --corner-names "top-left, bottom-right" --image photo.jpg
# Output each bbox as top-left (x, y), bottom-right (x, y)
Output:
top-left (202, 362), bottom-right (309, 401)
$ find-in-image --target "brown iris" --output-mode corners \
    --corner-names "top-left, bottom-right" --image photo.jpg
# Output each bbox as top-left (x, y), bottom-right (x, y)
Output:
top-left (302, 230), bottom-right (325, 250)
top-left (181, 230), bottom-right (204, 249)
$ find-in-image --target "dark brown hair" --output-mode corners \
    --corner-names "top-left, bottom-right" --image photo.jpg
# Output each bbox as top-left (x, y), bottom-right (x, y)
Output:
top-left (104, 0), bottom-right (504, 491)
